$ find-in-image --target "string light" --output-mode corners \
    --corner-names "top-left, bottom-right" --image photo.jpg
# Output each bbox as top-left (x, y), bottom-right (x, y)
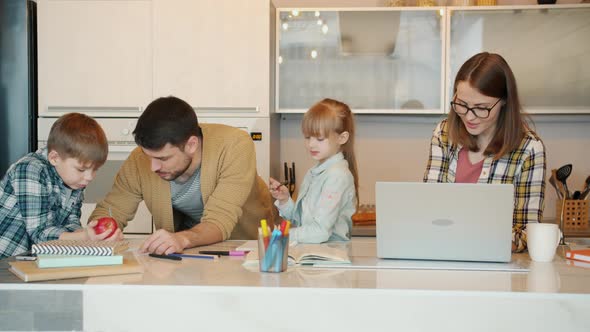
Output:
top-left (311, 50), bottom-right (318, 59)
top-left (322, 24), bottom-right (328, 34)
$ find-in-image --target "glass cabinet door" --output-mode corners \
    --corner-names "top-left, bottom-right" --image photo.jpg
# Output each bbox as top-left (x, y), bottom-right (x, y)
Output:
top-left (277, 9), bottom-right (445, 114)
top-left (449, 6), bottom-right (590, 114)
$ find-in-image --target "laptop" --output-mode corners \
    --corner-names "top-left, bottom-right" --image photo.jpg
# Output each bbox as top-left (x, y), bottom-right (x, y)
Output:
top-left (376, 182), bottom-right (514, 263)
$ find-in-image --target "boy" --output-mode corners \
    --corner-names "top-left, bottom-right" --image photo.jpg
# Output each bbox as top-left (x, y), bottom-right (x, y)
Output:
top-left (0, 113), bottom-right (122, 258)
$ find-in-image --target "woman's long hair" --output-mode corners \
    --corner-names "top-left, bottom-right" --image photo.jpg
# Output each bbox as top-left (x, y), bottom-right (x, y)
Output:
top-left (448, 52), bottom-right (528, 159)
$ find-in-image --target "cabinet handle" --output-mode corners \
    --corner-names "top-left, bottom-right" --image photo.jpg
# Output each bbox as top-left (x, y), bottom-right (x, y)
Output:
top-left (46, 106), bottom-right (142, 114)
top-left (192, 106), bottom-right (259, 113)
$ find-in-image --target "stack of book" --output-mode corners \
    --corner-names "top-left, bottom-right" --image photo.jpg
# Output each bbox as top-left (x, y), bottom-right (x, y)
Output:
top-left (565, 248), bottom-right (590, 269)
top-left (9, 240), bottom-right (143, 282)
top-left (31, 240), bottom-right (129, 268)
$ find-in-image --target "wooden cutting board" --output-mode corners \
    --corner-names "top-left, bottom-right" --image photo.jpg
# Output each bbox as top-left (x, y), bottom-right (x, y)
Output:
top-left (8, 256), bottom-right (143, 282)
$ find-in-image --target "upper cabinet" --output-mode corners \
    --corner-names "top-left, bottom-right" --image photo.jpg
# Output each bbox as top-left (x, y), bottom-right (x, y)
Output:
top-left (277, 8), bottom-right (445, 114)
top-left (152, 0), bottom-right (270, 117)
top-left (448, 5), bottom-right (590, 114)
top-left (277, 4), bottom-right (590, 114)
top-left (37, 0), bottom-right (152, 117)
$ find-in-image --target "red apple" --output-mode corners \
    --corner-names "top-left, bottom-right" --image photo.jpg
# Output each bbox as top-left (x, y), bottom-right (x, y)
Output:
top-left (94, 217), bottom-right (118, 239)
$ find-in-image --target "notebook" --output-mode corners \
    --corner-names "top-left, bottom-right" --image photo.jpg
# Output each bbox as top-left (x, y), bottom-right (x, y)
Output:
top-left (32, 240), bottom-right (129, 256)
top-left (376, 182), bottom-right (514, 263)
top-left (35, 254), bottom-right (123, 269)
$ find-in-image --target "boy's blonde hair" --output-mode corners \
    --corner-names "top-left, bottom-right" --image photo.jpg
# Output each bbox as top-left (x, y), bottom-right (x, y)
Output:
top-left (302, 98), bottom-right (359, 206)
top-left (47, 113), bottom-right (108, 169)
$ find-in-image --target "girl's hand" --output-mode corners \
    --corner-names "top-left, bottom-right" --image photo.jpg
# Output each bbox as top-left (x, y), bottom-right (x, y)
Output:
top-left (269, 177), bottom-right (290, 205)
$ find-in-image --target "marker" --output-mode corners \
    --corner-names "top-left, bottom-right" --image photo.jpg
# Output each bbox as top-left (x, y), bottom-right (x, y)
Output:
top-left (198, 250), bottom-right (247, 256)
top-left (260, 219), bottom-right (269, 237)
top-left (169, 253), bottom-right (218, 260)
top-left (149, 253), bottom-right (182, 261)
top-left (260, 219), bottom-right (270, 250)
top-left (279, 220), bottom-right (287, 234)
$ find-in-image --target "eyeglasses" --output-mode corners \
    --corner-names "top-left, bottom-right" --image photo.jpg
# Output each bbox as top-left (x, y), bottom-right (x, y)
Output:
top-left (450, 98), bottom-right (502, 119)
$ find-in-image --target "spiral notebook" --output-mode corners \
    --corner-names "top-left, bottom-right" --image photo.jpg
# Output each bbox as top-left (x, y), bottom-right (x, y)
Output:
top-left (32, 240), bottom-right (129, 256)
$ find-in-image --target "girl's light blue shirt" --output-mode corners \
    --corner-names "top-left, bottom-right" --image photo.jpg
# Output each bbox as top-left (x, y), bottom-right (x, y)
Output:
top-left (275, 152), bottom-right (356, 243)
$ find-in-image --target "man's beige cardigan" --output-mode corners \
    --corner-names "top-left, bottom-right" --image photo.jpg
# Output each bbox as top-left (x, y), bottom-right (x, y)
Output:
top-left (89, 123), bottom-right (275, 240)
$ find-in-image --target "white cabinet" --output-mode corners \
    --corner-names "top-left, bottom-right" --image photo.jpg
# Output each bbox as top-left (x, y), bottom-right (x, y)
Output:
top-left (152, 0), bottom-right (270, 117)
top-left (277, 8), bottom-right (445, 114)
top-left (277, 4), bottom-right (590, 114)
top-left (37, 0), bottom-right (152, 118)
top-left (448, 5), bottom-right (590, 114)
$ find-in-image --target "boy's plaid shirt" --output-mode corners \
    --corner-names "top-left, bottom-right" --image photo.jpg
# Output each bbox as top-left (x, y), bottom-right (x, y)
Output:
top-left (424, 120), bottom-right (546, 252)
top-left (0, 149), bottom-right (83, 257)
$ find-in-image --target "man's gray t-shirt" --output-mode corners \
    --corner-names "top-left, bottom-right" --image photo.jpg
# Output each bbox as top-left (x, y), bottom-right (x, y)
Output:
top-left (171, 167), bottom-right (204, 229)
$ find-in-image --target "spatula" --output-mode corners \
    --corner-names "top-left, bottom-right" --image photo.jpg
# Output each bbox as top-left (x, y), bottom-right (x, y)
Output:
top-left (556, 164), bottom-right (573, 199)
top-left (580, 175), bottom-right (590, 200)
top-left (548, 169), bottom-right (563, 200)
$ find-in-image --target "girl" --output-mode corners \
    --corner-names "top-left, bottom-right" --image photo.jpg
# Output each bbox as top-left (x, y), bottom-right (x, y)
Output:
top-left (424, 52), bottom-right (546, 253)
top-left (270, 98), bottom-right (359, 243)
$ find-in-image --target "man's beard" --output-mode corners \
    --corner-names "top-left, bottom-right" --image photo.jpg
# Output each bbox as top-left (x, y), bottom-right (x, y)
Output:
top-left (160, 155), bottom-right (192, 182)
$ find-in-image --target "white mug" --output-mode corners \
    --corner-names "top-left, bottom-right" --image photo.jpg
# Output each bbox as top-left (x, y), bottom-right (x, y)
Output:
top-left (527, 223), bottom-right (561, 262)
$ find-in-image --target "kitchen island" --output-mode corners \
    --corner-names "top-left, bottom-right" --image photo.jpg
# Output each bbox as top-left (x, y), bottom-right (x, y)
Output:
top-left (1, 237), bottom-right (589, 332)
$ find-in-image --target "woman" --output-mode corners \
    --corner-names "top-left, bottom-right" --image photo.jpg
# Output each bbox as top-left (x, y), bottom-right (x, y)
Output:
top-left (424, 52), bottom-right (546, 252)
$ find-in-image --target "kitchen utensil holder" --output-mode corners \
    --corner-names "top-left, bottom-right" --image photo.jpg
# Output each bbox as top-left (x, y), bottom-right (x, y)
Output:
top-left (556, 199), bottom-right (589, 231)
top-left (476, 0), bottom-right (496, 5)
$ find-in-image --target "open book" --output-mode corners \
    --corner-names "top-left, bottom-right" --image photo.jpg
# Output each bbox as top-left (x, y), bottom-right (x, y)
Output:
top-left (288, 244), bottom-right (351, 265)
top-left (244, 243), bottom-right (351, 267)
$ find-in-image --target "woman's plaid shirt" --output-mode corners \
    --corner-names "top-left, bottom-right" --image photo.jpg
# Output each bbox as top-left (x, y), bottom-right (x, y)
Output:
top-left (424, 120), bottom-right (546, 252)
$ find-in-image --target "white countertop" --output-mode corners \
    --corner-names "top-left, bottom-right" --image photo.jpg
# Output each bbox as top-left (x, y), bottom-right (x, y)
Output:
top-left (1, 237), bottom-right (590, 332)
top-left (2, 237), bottom-right (590, 293)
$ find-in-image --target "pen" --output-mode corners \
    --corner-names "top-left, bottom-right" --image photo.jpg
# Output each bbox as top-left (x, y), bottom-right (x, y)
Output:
top-left (149, 253), bottom-right (182, 261)
top-left (169, 253), bottom-right (218, 260)
top-left (15, 255), bottom-right (37, 261)
top-left (198, 250), bottom-right (247, 256)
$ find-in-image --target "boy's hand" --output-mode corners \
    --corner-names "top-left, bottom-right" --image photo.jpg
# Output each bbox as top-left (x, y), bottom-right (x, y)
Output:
top-left (269, 177), bottom-right (290, 205)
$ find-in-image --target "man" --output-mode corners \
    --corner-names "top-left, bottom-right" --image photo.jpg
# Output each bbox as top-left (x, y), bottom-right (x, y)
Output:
top-left (89, 96), bottom-right (275, 254)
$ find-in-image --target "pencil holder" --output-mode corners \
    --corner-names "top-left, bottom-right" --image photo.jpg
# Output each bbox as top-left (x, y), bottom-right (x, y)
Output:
top-left (258, 233), bottom-right (289, 273)
top-left (556, 199), bottom-right (589, 231)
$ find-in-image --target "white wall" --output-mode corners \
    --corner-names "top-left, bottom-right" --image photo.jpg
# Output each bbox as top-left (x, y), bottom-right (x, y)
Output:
top-left (278, 113), bottom-right (590, 221)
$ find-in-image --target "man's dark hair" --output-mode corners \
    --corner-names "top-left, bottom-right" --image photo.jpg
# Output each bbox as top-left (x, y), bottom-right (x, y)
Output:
top-left (133, 96), bottom-right (202, 150)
